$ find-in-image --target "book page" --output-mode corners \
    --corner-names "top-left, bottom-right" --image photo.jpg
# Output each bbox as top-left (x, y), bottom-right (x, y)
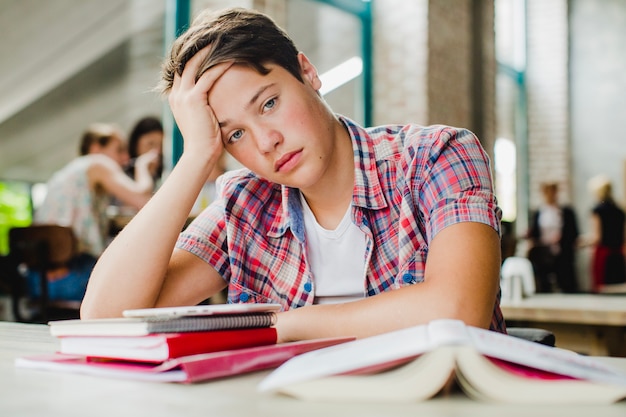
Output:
top-left (266, 347), bottom-right (457, 402)
top-left (467, 326), bottom-right (626, 386)
top-left (455, 347), bottom-right (626, 404)
top-left (427, 319), bottom-right (472, 346)
top-left (259, 323), bottom-right (437, 392)
top-left (15, 354), bottom-right (188, 383)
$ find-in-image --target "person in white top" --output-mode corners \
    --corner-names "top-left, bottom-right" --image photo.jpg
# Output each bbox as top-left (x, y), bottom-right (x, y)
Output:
top-left (30, 123), bottom-right (158, 301)
top-left (527, 182), bottom-right (580, 293)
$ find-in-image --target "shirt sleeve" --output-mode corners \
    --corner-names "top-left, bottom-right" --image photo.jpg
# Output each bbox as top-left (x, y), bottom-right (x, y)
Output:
top-left (413, 126), bottom-right (501, 243)
top-left (176, 200), bottom-right (231, 282)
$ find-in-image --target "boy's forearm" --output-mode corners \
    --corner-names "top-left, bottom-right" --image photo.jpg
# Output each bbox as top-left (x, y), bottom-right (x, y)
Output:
top-left (80, 154), bottom-right (217, 319)
top-left (275, 284), bottom-right (493, 343)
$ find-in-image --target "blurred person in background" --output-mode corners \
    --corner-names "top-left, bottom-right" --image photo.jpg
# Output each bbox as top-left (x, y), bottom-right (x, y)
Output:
top-left (587, 175), bottom-right (626, 292)
top-left (527, 182), bottom-right (580, 293)
top-left (29, 123), bottom-right (158, 301)
top-left (125, 116), bottom-right (164, 184)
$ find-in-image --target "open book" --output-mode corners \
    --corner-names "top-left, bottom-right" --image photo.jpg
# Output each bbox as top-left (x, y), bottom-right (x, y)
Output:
top-left (259, 319), bottom-right (626, 404)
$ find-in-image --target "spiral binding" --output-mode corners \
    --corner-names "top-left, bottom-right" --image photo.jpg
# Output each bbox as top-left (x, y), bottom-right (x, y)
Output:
top-left (144, 313), bottom-right (276, 333)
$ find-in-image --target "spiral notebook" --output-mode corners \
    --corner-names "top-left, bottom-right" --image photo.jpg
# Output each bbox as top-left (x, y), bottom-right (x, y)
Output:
top-left (49, 304), bottom-right (280, 337)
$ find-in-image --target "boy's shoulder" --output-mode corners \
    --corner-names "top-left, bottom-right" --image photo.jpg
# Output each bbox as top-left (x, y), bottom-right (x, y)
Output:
top-left (359, 122), bottom-right (476, 162)
top-left (362, 121), bottom-right (474, 144)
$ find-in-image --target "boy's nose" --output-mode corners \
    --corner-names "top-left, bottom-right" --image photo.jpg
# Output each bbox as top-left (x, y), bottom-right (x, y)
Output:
top-left (256, 128), bottom-right (282, 153)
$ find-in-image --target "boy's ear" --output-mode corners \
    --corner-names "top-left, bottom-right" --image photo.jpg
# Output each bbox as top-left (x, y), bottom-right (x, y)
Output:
top-left (298, 53), bottom-right (321, 91)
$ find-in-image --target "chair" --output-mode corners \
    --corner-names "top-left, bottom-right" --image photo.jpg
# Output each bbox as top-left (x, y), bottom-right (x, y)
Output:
top-left (507, 327), bottom-right (556, 347)
top-left (8, 225), bottom-right (81, 323)
top-left (501, 257), bottom-right (555, 347)
top-left (501, 256), bottom-right (536, 300)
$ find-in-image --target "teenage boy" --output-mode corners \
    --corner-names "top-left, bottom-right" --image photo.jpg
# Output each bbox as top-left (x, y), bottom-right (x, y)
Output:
top-left (81, 7), bottom-right (505, 341)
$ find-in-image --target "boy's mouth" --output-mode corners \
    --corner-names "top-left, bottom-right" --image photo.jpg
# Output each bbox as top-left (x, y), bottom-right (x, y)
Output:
top-left (274, 149), bottom-right (303, 172)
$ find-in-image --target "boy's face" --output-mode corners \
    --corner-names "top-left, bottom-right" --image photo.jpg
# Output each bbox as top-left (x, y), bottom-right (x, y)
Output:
top-left (207, 54), bottom-right (337, 191)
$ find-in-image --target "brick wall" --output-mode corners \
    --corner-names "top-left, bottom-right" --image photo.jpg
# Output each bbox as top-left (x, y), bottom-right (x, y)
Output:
top-left (373, 0), bottom-right (495, 159)
top-left (372, 0), bottom-right (429, 126)
top-left (428, 0), bottom-right (475, 128)
top-left (525, 0), bottom-right (570, 207)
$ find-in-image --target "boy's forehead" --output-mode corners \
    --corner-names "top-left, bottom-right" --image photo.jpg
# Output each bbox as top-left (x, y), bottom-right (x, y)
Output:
top-left (213, 63), bottom-right (282, 92)
top-left (210, 64), bottom-right (291, 126)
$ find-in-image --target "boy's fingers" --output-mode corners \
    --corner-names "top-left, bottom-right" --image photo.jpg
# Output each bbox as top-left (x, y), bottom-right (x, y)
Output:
top-left (177, 46), bottom-right (212, 89)
top-left (194, 61), bottom-right (234, 98)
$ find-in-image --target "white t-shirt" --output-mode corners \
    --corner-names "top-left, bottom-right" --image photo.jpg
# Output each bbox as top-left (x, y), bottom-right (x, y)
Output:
top-left (538, 204), bottom-right (562, 253)
top-left (300, 194), bottom-right (367, 304)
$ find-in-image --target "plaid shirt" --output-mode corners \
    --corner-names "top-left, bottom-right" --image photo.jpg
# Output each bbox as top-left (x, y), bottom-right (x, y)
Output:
top-left (177, 116), bottom-right (505, 332)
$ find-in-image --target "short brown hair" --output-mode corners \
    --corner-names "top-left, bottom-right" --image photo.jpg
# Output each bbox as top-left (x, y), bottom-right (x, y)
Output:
top-left (79, 123), bottom-right (121, 156)
top-left (158, 7), bottom-right (302, 94)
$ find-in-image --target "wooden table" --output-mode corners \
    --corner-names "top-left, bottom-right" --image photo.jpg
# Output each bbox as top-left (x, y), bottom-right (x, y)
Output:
top-left (3, 321), bottom-right (626, 415)
top-left (501, 294), bottom-right (626, 357)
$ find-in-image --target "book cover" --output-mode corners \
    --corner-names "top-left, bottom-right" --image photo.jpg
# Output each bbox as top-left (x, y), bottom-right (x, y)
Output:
top-left (258, 319), bottom-right (626, 404)
top-left (58, 327), bottom-right (278, 362)
top-left (15, 337), bottom-right (355, 383)
top-left (49, 313), bottom-right (276, 337)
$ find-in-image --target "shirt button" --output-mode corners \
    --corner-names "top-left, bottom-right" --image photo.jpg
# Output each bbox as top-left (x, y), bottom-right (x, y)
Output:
top-left (402, 273), bottom-right (414, 284)
top-left (239, 293), bottom-right (250, 302)
top-left (303, 282), bottom-right (312, 292)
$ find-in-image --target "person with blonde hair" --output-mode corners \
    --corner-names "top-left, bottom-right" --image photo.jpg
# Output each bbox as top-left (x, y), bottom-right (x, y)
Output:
top-left (587, 175), bottom-right (626, 292)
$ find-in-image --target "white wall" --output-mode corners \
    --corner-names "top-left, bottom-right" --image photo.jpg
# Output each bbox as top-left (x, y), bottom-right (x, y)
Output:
top-left (570, 0), bottom-right (626, 290)
top-left (570, 0), bottom-right (626, 213)
top-left (0, 0), bottom-right (166, 183)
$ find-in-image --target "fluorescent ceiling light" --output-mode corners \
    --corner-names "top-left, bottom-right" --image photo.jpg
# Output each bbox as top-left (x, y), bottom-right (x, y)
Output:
top-left (319, 56), bottom-right (363, 96)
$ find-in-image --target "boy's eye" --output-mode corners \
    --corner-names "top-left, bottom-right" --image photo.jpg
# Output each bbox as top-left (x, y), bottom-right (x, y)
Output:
top-left (263, 98), bottom-right (276, 111)
top-left (228, 130), bottom-right (244, 144)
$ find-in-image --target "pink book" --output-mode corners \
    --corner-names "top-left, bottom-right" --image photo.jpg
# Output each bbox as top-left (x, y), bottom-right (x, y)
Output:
top-left (15, 337), bottom-right (354, 383)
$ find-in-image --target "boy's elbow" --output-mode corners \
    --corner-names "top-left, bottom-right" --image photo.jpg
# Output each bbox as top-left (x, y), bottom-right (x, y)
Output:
top-left (80, 301), bottom-right (123, 320)
top-left (79, 300), bottom-right (96, 320)
top-left (79, 286), bottom-right (116, 320)
top-left (79, 294), bottom-right (102, 319)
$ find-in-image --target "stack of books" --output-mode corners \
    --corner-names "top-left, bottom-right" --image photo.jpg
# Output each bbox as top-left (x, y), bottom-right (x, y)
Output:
top-left (16, 304), bottom-right (353, 383)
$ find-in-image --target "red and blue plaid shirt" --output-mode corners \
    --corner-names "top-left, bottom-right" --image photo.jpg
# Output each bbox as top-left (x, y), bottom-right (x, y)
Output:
top-left (178, 116), bottom-right (505, 332)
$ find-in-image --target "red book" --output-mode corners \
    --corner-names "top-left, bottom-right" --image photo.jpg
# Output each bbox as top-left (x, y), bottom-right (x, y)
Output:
top-left (15, 337), bottom-right (355, 383)
top-left (58, 327), bottom-right (278, 363)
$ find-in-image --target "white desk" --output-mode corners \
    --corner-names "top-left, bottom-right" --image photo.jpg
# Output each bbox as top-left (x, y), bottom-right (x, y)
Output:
top-left (2, 321), bottom-right (626, 416)
top-left (501, 294), bottom-right (626, 356)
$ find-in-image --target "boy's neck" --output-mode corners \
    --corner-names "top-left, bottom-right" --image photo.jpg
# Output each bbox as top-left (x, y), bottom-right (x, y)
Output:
top-left (300, 120), bottom-right (354, 230)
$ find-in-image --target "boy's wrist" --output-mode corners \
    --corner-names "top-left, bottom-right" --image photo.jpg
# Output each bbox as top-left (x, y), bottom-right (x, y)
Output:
top-left (177, 151), bottom-right (224, 178)
top-left (275, 307), bottom-right (310, 343)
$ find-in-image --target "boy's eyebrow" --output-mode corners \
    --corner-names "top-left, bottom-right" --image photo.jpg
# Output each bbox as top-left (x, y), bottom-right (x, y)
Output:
top-left (248, 83), bottom-right (275, 108)
top-left (218, 83), bottom-right (276, 129)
